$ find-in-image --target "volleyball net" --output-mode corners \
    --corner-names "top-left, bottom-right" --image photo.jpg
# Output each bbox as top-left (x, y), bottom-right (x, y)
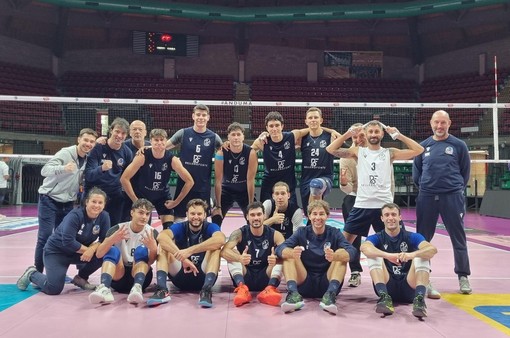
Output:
top-left (0, 95), bottom-right (509, 205)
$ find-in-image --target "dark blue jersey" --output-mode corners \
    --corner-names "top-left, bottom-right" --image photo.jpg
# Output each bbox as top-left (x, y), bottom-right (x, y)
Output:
top-left (300, 131), bottom-right (334, 184)
top-left (366, 230), bottom-right (425, 278)
top-left (236, 224), bottom-right (275, 273)
top-left (412, 134), bottom-right (470, 195)
top-left (132, 148), bottom-right (174, 200)
top-left (276, 225), bottom-right (356, 274)
top-left (262, 132), bottom-right (296, 191)
top-left (266, 199), bottom-right (301, 239)
top-left (45, 206), bottom-right (111, 255)
top-left (172, 127), bottom-right (221, 193)
top-left (222, 144), bottom-right (252, 194)
top-left (84, 143), bottom-right (133, 195)
top-left (170, 221), bottom-right (221, 266)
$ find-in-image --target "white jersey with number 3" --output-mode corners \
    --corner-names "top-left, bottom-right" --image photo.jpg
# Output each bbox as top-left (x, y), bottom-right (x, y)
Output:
top-left (354, 147), bottom-right (393, 208)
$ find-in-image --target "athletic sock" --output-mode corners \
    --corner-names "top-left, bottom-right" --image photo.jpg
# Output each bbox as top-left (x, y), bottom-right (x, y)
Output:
top-left (134, 272), bottom-right (146, 286)
top-left (203, 272), bottom-right (217, 289)
top-left (232, 274), bottom-right (245, 287)
top-left (100, 273), bottom-right (113, 287)
top-left (268, 277), bottom-right (280, 287)
top-left (415, 285), bottom-right (426, 297)
top-left (286, 280), bottom-right (298, 292)
top-left (326, 279), bottom-right (341, 294)
top-left (156, 270), bottom-right (168, 289)
top-left (375, 282), bottom-right (388, 295)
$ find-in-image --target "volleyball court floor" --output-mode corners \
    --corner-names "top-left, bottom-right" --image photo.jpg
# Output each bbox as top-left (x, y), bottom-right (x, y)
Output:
top-left (0, 205), bottom-right (510, 338)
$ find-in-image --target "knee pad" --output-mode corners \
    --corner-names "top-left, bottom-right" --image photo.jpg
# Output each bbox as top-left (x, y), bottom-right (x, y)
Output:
top-left (103, 246), bottom-right (121, 264)
top-left (310, 178), bottom-right (332, 196)
top-left (133, 245), bottom-right (149, 263)
top-left (227, 261), bottom-right (243, 277)
top-left (367, 257), bottom-right (384, 271)
top-left (413, 257), bottom-right (431, 273)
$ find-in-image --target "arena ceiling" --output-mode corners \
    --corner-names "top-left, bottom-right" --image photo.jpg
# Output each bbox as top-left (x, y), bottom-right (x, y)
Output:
top-left (0, 0), bottom-right (509, 63)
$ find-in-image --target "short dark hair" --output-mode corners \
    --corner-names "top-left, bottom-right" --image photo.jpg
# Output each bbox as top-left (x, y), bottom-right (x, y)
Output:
top-left (193, 104), bottom-right (210, 114)
top-left (265, 111), bottom-right (284, 127)
top-left (227, 122), bottom-right (245, 135)
top-left (109, 117), bottom-right (129, 133)
top-left (79, 128), bottom-right (98, 138)
top-left (150, 129), bottom-right (168, 139)
top-left (132, 198), bottom-right (155, 211)
top-left (85, 187), bottom-right (107, 203)
top-left (381, 202), bottom-right (401, 215)
top-left (187, 198), bottom-right (209, 211)
top-left (247, 201), bottom-right (265, 214)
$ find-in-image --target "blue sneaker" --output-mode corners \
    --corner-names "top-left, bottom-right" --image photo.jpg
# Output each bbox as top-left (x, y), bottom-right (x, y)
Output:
top-left (198, 287), bottom-right (213, 308)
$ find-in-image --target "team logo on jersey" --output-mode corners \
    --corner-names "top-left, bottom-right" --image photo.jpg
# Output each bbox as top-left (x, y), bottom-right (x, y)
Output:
top-left (204, 138), bottom-right (211, 147)
top-left (399, 242), bottom-right (408, 252)
top-left (320, 140), bottom-right (327, 148)
top-left (323, 242), bottom-right (331, 251)
top-left (239, 157), bottom-right (246, 165)
top-left (284, 141), bottom-right (290, 150)
top-left (262, 239), bottom-right (269, 250)
top-left (162, 163), bottom-right (168, 171)
top-left (92, 224), bottom-right (101, 235)
top-left (445, 146), bottom-right (454, 155)
top-left (378, 152), bottom-right (387, 161)
top-left (117, 158), bottom-right (125, 167)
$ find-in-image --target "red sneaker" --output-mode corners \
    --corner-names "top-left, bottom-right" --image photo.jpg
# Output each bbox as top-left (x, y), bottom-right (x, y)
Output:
top-left (233, 283), bottom-right (252, 307)
top-left (257, 285), bottom-right (282, 306)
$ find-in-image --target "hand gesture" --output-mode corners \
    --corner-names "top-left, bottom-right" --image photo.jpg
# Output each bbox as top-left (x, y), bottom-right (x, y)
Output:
top-left (240, 246), bottom-right (251, 266)
top-left (384, 125), bottom-right (400, 140)
top-left (267, 247), bottom-right (277, 267)
top-left (112, 224), bottom-right (130, 242)
top-left (324, 247), bottom-right (335, 262)
top-left (182, 259), bottom-right (199, 276)
top-left (272, 209), bottom-right (285, 224)
top-left (96, 136), bottom-right (107, 145)
top-left (387, 253), bottom-right (401, 266)
top-left (64, 162), bottom-right (77, 173)
top-left (141, 229), bottom-right (157, 253)
top-left (257, 131), bottom-right (270, 144)
top-left (101, 159), bottom-right (113, 171)
top-left (292, 246), bottom-right (305, 259)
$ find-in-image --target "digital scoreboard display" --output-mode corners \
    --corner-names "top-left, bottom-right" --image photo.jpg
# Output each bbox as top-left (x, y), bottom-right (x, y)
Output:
top-left (133, 31), bottom-right (199, 57)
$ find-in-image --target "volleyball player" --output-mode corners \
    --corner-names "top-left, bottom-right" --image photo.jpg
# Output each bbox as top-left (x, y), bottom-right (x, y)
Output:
top-left (120, 128), bottom-right (194, 230)
top-left (165, 104), bottom-right (222, 222)
top-left (263, 181), bottom-right (303, 239)
top-left (361, 203), bottom-right (437, 318)
top-left (213, 122), bottom-right (258, 227)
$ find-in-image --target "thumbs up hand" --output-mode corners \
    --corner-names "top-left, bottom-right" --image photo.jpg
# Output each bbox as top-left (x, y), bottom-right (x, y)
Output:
top-left (268, 247), bottom-right (277, 267)
top-left (240, 246), bottom-right (251, 266)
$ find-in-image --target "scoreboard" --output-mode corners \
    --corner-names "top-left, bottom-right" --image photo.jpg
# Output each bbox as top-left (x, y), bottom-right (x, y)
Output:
top-left (133, 31), bottom-right (199, 57)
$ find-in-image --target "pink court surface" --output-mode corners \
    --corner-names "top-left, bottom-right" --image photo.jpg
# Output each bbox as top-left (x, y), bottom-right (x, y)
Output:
top-left (1, 205), bottom-right (510, 338)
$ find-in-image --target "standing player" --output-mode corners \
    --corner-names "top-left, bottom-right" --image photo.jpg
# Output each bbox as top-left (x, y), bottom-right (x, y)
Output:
top-left (299, 107), bottom-right (336, 214)
top-left (275, 200), bottom-right (356, 315)
top-left (263, 182), bottom-right (303, 239)
top-left (252, 111), bottom-right (301, 205)
top-left (85, 117), bottom-right (133, 227)
top-left (326, 121), bottom-right (423, 244)
top-left (121, 120), bottom-right (150, 222)
top-left (413, 110), bottom-right (472, 295)
top-left (147, 199), bottom-right (226, 308)
top-left (340, 123), bottom-right (366, 287)
top-left (213, 122), bottom-right (258, 227)
top-left (121, 129), bottom-right (194, 230)
top-left (165, 104), bottom-right (222, 222)
top-left (361, 203), bottom-right (437, 318)
top-left (34, 128), bottom-right (98, 274)
top-left (221, 201), bottom-right (285, 307)
top-left (89, 199), bottom-right (158, 305)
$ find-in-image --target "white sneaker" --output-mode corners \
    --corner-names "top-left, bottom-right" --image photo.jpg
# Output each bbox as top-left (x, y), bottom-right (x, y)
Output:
top-left (459, 276), bottom-right (472, 294)
top-left (348, 272), bottom-right (361, 287)
top-left (127, 284), bottom-right (144, 304)
top-left (89, 284), bottom-right (114, 304)
top-left (426, 282), bottom-right (441, 299)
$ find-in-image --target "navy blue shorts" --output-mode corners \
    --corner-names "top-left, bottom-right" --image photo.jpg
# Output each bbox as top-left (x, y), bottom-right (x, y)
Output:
top-left (111, 266), bottom-right (153, 294)
top-left (372, 275), bottom-right (415, 303)
top-left (169, 265), bottom-right (206, 291)
top-left (298, 271), bottom-right (343, 298)
top-left (344, 207), bottom-right (385, 237)
top-left (230, 268), bottom-right (269, 292)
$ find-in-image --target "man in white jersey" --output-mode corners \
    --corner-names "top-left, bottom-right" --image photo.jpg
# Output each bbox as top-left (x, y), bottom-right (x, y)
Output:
top-left (326, 121), bottom-right (423, 244)
top-left (88, 198), bottom-right (158, 305)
